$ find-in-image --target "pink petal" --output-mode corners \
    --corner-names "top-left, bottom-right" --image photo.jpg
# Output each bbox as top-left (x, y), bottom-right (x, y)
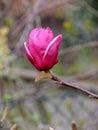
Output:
top-left (43, 34), bottom-right (62, 59)
top-left (29, 27), bottom-right (54, 49)
top-left (24, 42), bottom-right (34, 60)
top-left (24, 42), bottom-right (43, 70)
top-left (42, 34), bottom-right (62, 70)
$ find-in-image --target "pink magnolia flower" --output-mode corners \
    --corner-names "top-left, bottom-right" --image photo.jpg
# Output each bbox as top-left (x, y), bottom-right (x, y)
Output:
top-left (24, 27), bottom-right (62, 71)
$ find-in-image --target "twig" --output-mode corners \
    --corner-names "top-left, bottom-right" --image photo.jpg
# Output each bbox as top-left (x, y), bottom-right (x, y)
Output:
top-left (51, 74), bottom-right (98, 99)
top-left (2, 66), bottom-right (98, 81)
top-left (72, 121), bottom-right (78, 130)
top-left (10, 124), bottom-right (17, 130)
top-left (38, 124), bottom-right (55, 130)
top-left (2, 67), bottom-right (98, 99)
top-left (0, 107), bottom-right (9, 122)
top-left (0, 107), bottom-right (9, 128)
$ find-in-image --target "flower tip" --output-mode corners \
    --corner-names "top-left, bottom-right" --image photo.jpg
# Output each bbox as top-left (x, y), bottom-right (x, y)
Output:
top-left (46, 27), bottom-right (52, 30)
top-left (58, 34), bottom-right (63, 39)
top-left (24, 42), bottom-right (27, 48)
top-left (55, 34), bottom-right (63, 43)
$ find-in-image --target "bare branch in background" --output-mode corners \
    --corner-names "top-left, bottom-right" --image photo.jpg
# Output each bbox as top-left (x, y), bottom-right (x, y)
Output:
top-left (0, 0), bottom-right (14, 18)
top-left (7, 0), bottom-right (79, 50)
top-left (59, 41), bottom-right (98, 56)
top-left (83, 0), bottom-right (98, 18)
top-left (16, 0), bottom-right (46, 50)
top-left (10, 124), bottom-right (18, 130)
top-left (0, 107), bottom-right (9, 128)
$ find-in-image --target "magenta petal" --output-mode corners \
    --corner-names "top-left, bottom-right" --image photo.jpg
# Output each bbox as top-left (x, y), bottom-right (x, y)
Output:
top-left (29, 27), bottom-right (54, 49)
top-left (24, 42), bottom-right (42, 70)
top-left (24, 27), bottom-right (63, 71)
top-left (24, 42), bottom-right (34, 61)
top-left (42, 34), bottom-right (62, 70)
top-left (43, 34), bottom-right (62, 59)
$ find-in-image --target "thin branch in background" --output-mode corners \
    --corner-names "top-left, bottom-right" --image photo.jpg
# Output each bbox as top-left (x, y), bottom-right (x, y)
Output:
top-left (10, 124), bottom-right (18, 130)
top-left (38, 124), bottom-right (55, 130)
top-left (37, 0), bottom-right (79, 15)
top-left (49, 127), bottom-right (55, 130)
top-left (12, 0), bottom-right (78, 50)
top-left (0, 107), bottom-right (9, 128)
top-left (83, 0), bottom-right (98, 18)
top-left (16, 0), bottom-right (45, 49)
top-left (0, 107), bottom-right (9, 122)
top-left (72, 68), bottom-right (98, 81)
top-left (0, 78), bottom-right (4, 110)
top-left (0, 0), bottom-right (14, 18)
top-left (59, 41), bottom-right (98, 57)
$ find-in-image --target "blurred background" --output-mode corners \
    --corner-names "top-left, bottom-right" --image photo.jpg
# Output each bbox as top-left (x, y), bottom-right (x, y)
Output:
top-left (0, 0), bottom-right (98, 130)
